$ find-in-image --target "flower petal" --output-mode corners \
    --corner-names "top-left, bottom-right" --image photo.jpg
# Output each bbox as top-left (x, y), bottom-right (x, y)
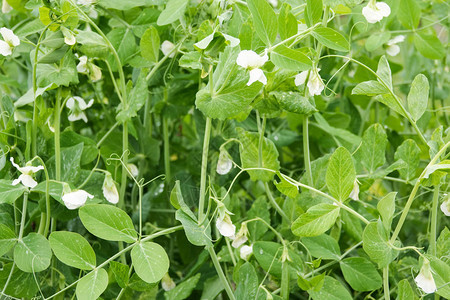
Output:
top-left (0, 27), bottom-right (19, 46)
top-left (20, 174), bottom-right (38, 188)
top-left (240, 245), bottom-right (253, 260)
top-left (216, 215), bottom-right (236, 237)
top-left (376, 2), bottom-right (391, 17)
top-left (386, 45), bottom-right (400, 56)
top-left (247, 68), bottom-right (267, 86)
top-left (62, 190), bottom-right (94, 210)
top-left (161, 40), bottom-right (175, 58)
top-left (294, 71), bottom-right (308, 86)
top-left (0, 40), bottom-right (11, 56)
top-left (440, 201), bottom-right (450, 216)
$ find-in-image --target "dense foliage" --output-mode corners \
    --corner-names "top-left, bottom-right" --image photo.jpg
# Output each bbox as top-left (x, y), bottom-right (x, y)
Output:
top-left (0, 0), bottom-right (448, 299)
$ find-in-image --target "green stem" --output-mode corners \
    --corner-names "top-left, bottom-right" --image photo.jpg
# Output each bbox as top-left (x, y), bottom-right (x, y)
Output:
top-left (18, 192), bottom-right (28, 240)
top-left (390, 141), bottom-right (450, 243)
top-left (383, 267), bottom-right (390, 300)
top-left (281, 259), bottom-right (289, 300)
top-left (55, 89), bottom-right (61, 181)
top-left (198, 117), bottom-right (212, 223)
top-left (163, 114), bottom-right (171, 182)
top-left (119, 122), bottom-right (128, 208)
top-left (207, 246), bottom-right (236, 300)
top-left (303, 116), bottom-right (313, 185)
top-left (429, 185), bottom-right (440, 256)
top-left (264, 182), bottom-right (290, 223)
top-left (97, 122), bottom-right (119, 148)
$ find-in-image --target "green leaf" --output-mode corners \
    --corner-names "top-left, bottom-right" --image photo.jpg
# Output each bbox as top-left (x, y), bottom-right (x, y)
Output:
top-left (362, 221), bottom-right (399, 268)
top-left (326, 147), bottom-right (356, 201)
top-left (339, 257), bottom-right (382, 291)
top-left (140, 26), bottom-right (160, 63)
top-left (365, 32), bottom-right (391, 52)
top-left (36, 51), bottom-right (78, 87)
top-left (110, 261), bottom-right (130, 289)
top-left (247, 0), bottom-right (277, 45)
top-left (107, 27), bottom-right (137, 70)
top-left (131, 242), bottom-right (169, 283)
top-left (175, 210), bottom-right (212, 247)
top-left (0, 223), bottom-right (16, 256)
top-left (237, 128), bottom-right (280, 182)
top-left (436, 227), bottom-right (450, 259)
top-left (0, 180), bottom-right (28, 204)
top-left (235, 262), bottom-right (259, 300)
top-left (157, 0), bottom-right (188, 26)
top-left (398, 0), bottom-right (420, 29)
top-left (376, 55), bottom-right (392, 90)
top-left (312, 27), bottom-right (349, 52)
top-left (396, 279), bottom-right (417, 300)
top-left (292, 203), bottom-right (340, 237)
top-left (271, 46), bottom-right (312, 71)
top-left (377, 192), bottom-right (396, 231)
top-left (413, 31), bottom-right (445, 60)
top-left (271, 91), bottom-right (317, 115)
top-left (374, 93), bottom-right (406, 117)
top-left (116, 73), bottom-right (148, 123)
top-left (47, 143), bottom-right (83, 184)
top-left (305, 0), bottom-right (323, 27)
top-left (301, 234), bottom-right (341, 260)
top-left (179, 52), bottom-right (202, 70)
top-left (356, 124), bottom-right (387, 173)
top-left (14, 233), bottom-right (52, 273)
top-left (165, 273), bottom-right (201, 300)
top-left (278, 3), bottom-right (297, 40)
top-left (75, 268), bottom-right (108, 300)
top-left (77, 30), bottom-right (109, 58)
top-left (394, 139), bottom-right (420, 181)
top-left (352, 80), bottom-right (389, 96)
top-left (0, 263), bottom-right (39, 298)
top-left (170, 180), bottom-right (196, 218)
top-left (407, 74), bottom-right (429, 121)
top-left (308, 276), bottom-right (352, 300)
top-left (275, 174), bottom-right (299, 198)
top-left (314, 113), bottom-right (361, 147)
top-left (79, 204), bottom-right (138, 243)
top-left (195, 47), bottom-right (261, 120)
top-left (253, 241), bottom-right (284, 278)
top-left (99, 0), bottom-right (154, 9)
top-left (49, 231), bottom-right (96, 270)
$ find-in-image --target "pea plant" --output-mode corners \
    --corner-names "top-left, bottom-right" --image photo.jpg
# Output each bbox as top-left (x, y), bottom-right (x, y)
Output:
top-left (0, 0), bottom-right (448, 299)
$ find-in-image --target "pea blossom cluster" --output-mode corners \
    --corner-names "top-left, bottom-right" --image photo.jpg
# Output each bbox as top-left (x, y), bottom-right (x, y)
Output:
top-left (362, 0), bottom-right (391, 23)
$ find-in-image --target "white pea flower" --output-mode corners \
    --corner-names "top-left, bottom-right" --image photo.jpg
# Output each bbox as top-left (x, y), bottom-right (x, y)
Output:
top-left (62, 189), bottom-right (94, 210)
top-left (440, 198), bottom-right (450, 216)
top-left (236, 50), bottom-right (268, 86)
top-left (10, 157), bottom-right (44, 188)
top-left (77, 55), bottom-right (102, 82)
top-left (102, 172), bottom-right (119, 204)
top-left (216, 213), bottom-right (236, 237)
top-left (349, 179), bottom-right (360, 201)
top-left (362, 0), bottom-right (391, 24)
top-left (0, 27), bottom-right (20, 57)
top-left (231, 223), bottom-right (248, 248)
top-left (161, 273), bottom-right (176, 291)
top-left (2, 0), bottom-right (12, 13)
top-left (240, 244), bottom-right (253, 261)
top-left (295, 68), bottom-right (324, 96)
top-left (66, 96), bottom-right (94, 123)
top-left (415, 259), bottom-right (437, 294)
top-left (61, 27), bottom-right (76, 46)
top-left (127, 163), bottom-right (139, 178)
top-left (385, 35), bottom-right (405, 56)
top-left (216, 150), bottom-right (232, 175)
top-left (161, 40), bottom-right (175, 58)
top-left (268, 0), bottom-right (277, 7)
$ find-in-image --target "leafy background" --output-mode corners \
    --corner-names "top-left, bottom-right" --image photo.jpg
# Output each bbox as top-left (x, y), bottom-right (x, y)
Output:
top-left (0, 0), bottom-right (448, 299)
